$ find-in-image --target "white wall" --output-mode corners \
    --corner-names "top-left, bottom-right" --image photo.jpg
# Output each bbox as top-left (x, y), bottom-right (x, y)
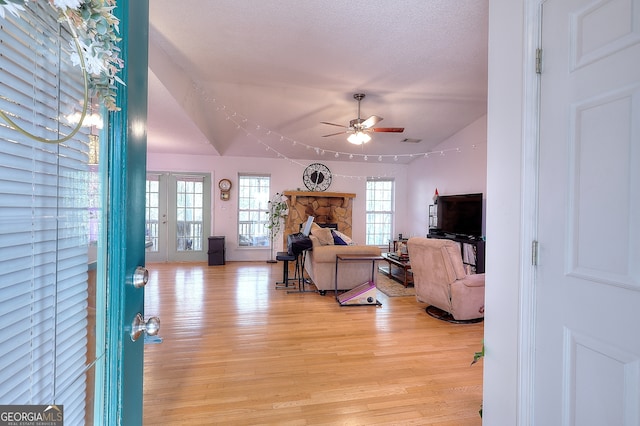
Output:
top-left (406, 115), bottom-right (488, 237)
top-left (147, 153), bottom-right (409, 261)
top-left (483, 0), bottom-right (526, 424)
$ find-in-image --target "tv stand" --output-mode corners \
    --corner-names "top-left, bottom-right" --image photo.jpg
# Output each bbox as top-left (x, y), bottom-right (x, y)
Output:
top-left (427, 233), bottom-right (485, 274)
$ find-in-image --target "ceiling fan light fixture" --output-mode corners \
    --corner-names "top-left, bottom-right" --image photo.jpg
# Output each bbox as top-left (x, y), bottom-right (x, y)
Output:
top-left (347, 132), bottom-right (371, 145)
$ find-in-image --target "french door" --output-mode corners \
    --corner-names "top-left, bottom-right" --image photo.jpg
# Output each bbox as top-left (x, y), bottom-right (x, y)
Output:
top-left (145, 172), bottom-right (211, 262)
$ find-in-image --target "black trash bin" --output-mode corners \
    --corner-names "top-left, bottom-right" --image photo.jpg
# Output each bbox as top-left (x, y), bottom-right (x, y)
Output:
top-left (207, 236), bottom-right (225, 266)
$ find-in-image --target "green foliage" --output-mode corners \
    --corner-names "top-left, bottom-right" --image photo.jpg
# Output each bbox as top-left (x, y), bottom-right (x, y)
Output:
top-left (471, 342), bottom-right (484, 366)
top-left (471, 341), bottom-right (484, 418)
top-left (265, 193), bottom-right (289, 241)
top-left (1, 0), bottom-right (123, 111)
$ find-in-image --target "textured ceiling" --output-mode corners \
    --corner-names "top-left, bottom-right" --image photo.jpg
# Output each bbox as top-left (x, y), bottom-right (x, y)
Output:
top-left (147, 0), bottom-right (488, 163)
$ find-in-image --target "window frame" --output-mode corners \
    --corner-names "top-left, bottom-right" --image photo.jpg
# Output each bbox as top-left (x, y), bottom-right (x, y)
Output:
top-left (365, 178), bottom-right (395, 246)
top-left (237, 174), bottom-right (271, 247)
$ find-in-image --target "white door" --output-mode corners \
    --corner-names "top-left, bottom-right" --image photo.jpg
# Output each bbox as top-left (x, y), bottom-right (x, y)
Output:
top-left (145, 172), bottom-right (211, 262)
top-left (536, 0), bottom-right (640, 424)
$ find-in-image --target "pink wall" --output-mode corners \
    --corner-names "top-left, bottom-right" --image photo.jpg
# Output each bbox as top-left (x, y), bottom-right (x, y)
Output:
top-left (406, 116), bottom-right (488, 237)
top-left (146, 153), bottom-right (409, 261)
top-left (147, 115), bottom-right (486, 261)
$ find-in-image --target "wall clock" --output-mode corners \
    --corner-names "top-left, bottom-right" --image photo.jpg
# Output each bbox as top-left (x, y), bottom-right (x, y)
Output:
top-left (303, 163), bottom-right (332, 191)
top-left (218, 178), bottom-right (232, 200)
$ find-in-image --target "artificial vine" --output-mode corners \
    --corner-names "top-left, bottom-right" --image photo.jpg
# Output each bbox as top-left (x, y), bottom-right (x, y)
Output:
top-left (0, 0), bottom-right (123, 143)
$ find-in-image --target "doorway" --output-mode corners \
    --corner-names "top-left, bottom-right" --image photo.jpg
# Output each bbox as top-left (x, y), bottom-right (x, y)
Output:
top-left (145, 172), bottom-right (211, 262)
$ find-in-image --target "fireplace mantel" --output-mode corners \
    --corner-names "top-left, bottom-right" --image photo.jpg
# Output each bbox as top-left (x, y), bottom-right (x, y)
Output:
top-left (283, 190), bottom-right (356, 207)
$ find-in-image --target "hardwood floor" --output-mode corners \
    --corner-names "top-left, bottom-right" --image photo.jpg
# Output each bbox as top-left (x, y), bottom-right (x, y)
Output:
top-left (143, 262), bottom-right (483, 425)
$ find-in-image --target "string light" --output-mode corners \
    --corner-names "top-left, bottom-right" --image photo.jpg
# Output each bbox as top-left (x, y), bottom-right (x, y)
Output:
top-left (190, 83), bottom-right (480, 178)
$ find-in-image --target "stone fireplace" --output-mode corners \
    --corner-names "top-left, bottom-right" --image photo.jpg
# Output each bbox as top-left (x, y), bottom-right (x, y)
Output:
top-left (282, 191), bottom-right (355, 246)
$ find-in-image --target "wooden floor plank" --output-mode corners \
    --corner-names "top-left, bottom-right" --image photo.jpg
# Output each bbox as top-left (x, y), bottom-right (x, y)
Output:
top-left (143, 261), bottom-right (483, 425)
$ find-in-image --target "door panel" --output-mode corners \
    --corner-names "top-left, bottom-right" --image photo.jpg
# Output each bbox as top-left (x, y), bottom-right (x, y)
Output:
top-left (145, 173), bottom-right (167, 261)
top-left (537, 0), bottom-right (640, 424)
top-left (104, 2), bottom-right (150, 424)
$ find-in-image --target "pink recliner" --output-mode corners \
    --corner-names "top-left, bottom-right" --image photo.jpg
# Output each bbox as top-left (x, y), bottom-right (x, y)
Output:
top-left (407, 237), bottom-right (485, 322)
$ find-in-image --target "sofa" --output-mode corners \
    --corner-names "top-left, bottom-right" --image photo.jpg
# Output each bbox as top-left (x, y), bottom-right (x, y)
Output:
top-left (407, 237), bottom-right (485, 321)
top-left (303, 225), bottom-right (382, 294)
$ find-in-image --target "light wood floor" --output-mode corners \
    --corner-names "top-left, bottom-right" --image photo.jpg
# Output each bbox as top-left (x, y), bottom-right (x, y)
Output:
top-left (143, 262), bottom-right (484, 425)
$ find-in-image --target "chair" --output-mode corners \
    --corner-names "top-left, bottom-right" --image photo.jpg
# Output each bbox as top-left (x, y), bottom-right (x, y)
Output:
top-left (407, 237), bottom-right (485, 322)
top-left (275, 251), bottom-right (297, 289)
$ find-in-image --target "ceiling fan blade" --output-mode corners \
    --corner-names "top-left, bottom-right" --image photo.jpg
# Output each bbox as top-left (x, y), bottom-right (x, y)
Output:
top-left (320, 121), bottom-right (348, 128)
top-left (372, 127), bottom-right (405, 133)
top-left (360, 115), bottom-right (383, 129)
top-left (322, 131), bottom-right (348, 137)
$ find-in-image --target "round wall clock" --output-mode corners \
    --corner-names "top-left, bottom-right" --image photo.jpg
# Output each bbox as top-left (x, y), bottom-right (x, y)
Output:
top-left (218, 179), bottom-right (232, 191)
top-left (303, 163), bottom-right (332, 191)
top-left (218, 179), bottom-right (232, 200)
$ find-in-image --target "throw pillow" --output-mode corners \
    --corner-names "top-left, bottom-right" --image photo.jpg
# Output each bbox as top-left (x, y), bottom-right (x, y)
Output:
top-left (331, 230), bottom-right (348, 245)
top-left (311, 226), bottom-right (334, 245)
top-left (310, 221), bottom-right (322, 233)
top-left (332, 230), bottom-right (353, 245)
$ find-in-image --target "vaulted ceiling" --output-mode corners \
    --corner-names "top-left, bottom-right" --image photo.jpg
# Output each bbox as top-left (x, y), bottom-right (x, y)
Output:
top-left (147, 1), bottom-right (488, 164)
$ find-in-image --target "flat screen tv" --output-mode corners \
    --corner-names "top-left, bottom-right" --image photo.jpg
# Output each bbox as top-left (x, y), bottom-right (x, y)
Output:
top-left (435, 193), bottom-right (483, 237)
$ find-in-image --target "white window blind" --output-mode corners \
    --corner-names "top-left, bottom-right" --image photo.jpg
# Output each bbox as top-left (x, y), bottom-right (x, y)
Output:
top-left (0, 3), bottom-right (92, 425)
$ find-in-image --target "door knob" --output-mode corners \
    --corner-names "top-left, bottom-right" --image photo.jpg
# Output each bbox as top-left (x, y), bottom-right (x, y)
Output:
top-left (130, 313), bottom-right (160, 341)
top-left (132, 266), bottom-right (148, 288)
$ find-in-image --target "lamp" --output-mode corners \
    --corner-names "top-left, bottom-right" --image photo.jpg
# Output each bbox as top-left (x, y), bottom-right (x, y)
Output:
top-left (347, 131), bottom-right (371, 145)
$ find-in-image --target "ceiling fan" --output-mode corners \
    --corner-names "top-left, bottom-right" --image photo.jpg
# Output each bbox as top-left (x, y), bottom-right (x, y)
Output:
top-left (321, 93), bottom-right (405, 145)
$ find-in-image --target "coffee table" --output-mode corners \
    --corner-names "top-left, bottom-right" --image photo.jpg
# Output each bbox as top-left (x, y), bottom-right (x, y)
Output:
top-left (380, 252), bottom-right (413, 287)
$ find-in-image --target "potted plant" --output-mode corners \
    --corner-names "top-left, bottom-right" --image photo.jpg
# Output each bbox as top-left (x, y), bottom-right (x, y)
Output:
top-left (265, 192), bottom-right (289, 262)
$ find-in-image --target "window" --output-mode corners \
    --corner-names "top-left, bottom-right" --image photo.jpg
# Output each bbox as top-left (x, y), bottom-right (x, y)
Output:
top-left (238, 175), bottom-right (270, 247)
top-left (145, 174), bottom-right (160, 252)
top-left (175, 175), bottom-right (205, 251)
top-left (366, 179), bottom-right (395, 245)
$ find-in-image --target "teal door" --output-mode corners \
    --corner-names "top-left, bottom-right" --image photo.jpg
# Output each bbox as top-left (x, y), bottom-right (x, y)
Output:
top-left (0, 1), bottom-right (149, 425)
top-left (104, 2), bottom-right (152, 424)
